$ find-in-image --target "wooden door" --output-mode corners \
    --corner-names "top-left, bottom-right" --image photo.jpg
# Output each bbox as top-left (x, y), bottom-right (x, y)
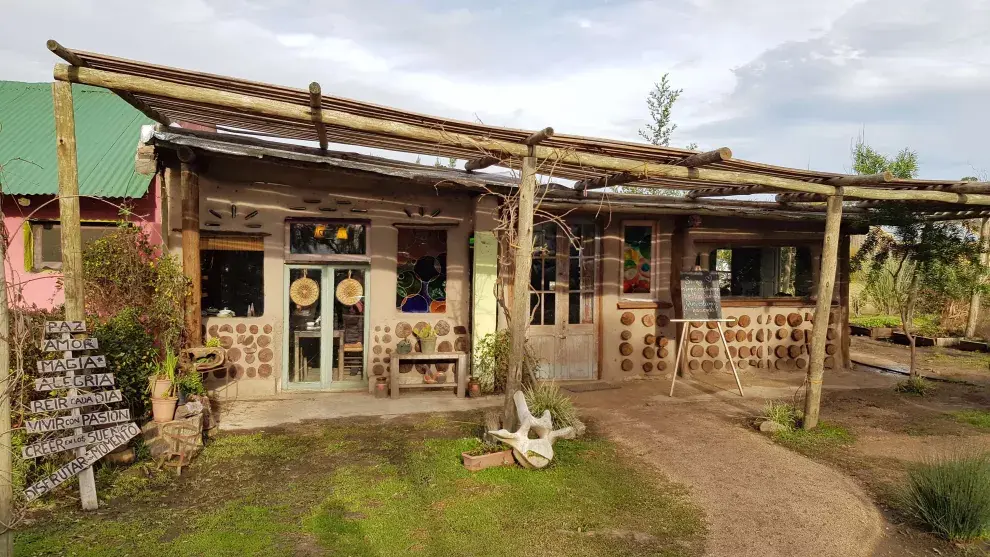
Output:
top-left (528, 222), bottom-right (598, 381)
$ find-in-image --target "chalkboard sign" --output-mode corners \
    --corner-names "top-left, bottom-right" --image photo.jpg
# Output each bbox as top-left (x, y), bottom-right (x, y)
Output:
top-left (680, 271), bottom-right (722, 320)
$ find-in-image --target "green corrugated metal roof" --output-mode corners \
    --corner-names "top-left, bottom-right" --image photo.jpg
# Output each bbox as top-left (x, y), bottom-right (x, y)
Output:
top-left (0, 81), bottom-right (153, 198)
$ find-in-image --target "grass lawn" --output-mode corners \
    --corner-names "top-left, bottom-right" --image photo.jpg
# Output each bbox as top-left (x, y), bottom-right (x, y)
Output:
top-left (16, 413), bottom-right (705, 557)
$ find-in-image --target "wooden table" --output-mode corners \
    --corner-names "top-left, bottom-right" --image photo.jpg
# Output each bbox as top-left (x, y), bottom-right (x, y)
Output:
top-left (389, 352), bottom-right (468, 399)
top-left (293, 330), bottom-right (344, 381)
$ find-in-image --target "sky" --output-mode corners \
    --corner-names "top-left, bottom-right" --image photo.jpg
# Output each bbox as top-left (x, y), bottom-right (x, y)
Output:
top-left (2, 0), bottom-right (989, 180)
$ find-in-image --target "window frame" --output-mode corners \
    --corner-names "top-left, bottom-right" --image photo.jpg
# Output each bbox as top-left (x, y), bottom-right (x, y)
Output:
top-left (698, 241), bottom-right (818, 302)
top-left (30, 220), bottom-right (118, 272)
top-left (620, 220), bottom-right (657, 300)
top-left (395, 225), bottom-right (448, 314)
top-left (283, 218), bottom-right (371, 264)
top-left (200, 233), bottom-right (266, 317)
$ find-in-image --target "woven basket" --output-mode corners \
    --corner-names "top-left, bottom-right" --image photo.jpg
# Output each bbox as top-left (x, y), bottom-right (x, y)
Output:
top-left (289, 276), bottom-right (320, 307)
top-left (336, 277), bottom-right (364, 306)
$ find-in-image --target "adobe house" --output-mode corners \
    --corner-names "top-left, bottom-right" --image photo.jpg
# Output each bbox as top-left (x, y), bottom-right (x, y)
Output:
top-left (0, 81), bottom-right (161, 308)
top-left (43, 43), bottom-right (990, 413)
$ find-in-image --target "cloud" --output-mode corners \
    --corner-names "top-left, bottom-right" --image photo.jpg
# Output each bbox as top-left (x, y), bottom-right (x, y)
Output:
top-left (0, 0), bottom-right (985, 179)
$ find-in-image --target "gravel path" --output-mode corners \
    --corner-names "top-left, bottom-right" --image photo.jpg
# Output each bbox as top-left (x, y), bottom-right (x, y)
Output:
top-left (572, 381), bottom-right (883, 557)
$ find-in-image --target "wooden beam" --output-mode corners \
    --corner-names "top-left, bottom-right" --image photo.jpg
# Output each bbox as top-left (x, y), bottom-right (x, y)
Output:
top-left (825, 172), bottom-right (891, 186)
top-left (537, 200), bottom-right (864, 223)
top-left (51, 81), bottom-right (99, 511)
top-left (308, 82), bottom-right (328, 151)
top-left (803, 189), bottom-right (844, 430)
top-left (687, 185), bottom-right (772, 199)
top-left (54, 64), bottom-right (990, 206)
top-left (776, 193), bottom-right (827, 203)
top-left (574, 171), bottom-right (638, 192)
top-left (676, 147), bottom-right (732, 167)
top-left (47, 41), bottom-right (172, 126)
top-left (525, 127), bottom-right (554, 146)
top-left (181, 160), bottom-right (202, 346)
top-left (504, 154), bottom-right (537, 430)
top-left (464, 156), bottom-right (502, 172)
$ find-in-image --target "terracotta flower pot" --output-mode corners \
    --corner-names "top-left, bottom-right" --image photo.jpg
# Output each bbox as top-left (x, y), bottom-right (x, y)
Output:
top-left (462, 449), bottom-right (515, 471)
top-left (151, 396), bottom-right (178, 423)
top-left (468, 380), bottom-right (482, 398)
top-left (150, 378), bottom-right (172, 399)
top-left (374, 378), bottom-right (388, 399)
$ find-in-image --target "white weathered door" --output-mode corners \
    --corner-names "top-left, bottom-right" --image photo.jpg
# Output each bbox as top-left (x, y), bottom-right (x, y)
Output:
top-left (528, 222), bottom-right (598, 381)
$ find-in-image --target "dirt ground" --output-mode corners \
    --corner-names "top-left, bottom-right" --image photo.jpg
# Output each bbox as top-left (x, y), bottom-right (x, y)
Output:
top-left (851, 336), bottom-right (990, 385)
top-left (571, 355), bottom-right (990, 557)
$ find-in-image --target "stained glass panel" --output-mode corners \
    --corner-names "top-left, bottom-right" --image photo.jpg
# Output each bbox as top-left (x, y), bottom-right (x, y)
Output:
top-left (397, 228), bottom-right (447, 313)
top-left (623, 225), bottom-right (652, 294)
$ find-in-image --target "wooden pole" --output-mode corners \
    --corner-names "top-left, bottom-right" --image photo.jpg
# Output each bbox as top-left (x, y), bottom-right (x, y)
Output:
top-left (669, 322), bottom-right (689, 397)
top-left (574, 172), bottom-right (638, 192)
top-left (180, 155), bottom-right (202, 346)
top-left (803, 189), bottom-right (844, 429)
top-left (0, 184), bottom-right (12, 555)
top-left (966, 217), bottom-right (990, 338)
top-left (716, 321), bottom-right (744, 396)
top-left (308, 82), bottom-right (328, 151)
top-left (838, 235), bottom-right (852, 369)
top-left (676, 147), bottom-right (732, 167)
top-left (52, 81), bottom-right (99, 510)
top-left (503, 153), bottom-right (537, 429)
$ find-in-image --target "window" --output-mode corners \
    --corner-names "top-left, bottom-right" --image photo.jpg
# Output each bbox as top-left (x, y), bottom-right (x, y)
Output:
top-left (31, 221), bottom-right (116, 271)
top-left (288, 222), bottom-right (367, 256)
top-left (396, 228), bottom-right (447, 313)
top-left (708, 246), bottom-right (813, 298)
top-left (530, 223), bottom-right (557, 325)
top-left (568, 223), bottom-right (596, 324)
top-left (622, 223), bottom-right (653, 295)
top-left (201, 235), bottom-right (264, 317)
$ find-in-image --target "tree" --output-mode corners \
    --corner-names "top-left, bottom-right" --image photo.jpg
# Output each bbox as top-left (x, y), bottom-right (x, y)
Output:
top-left (638, 74), bottom-right (682, 147)
top-left (619, 74), bottom-right (690, 196)
top-left (963, 175), bottom-right (989, 338)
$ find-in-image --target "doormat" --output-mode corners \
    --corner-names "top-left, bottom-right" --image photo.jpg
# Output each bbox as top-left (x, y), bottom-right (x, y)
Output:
top-left (563, 382), bottom-right (621, 393)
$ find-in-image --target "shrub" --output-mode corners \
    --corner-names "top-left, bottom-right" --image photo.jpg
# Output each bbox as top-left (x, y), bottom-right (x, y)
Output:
top-left (772, 423), bottom-right (855, 455)
top-left (473, 330), bottom-right (538, 394)
top-left (92, 308), bottom-right (158, 420)
top-left (895, 376), bottom-right (933, 397)
top-left (904, 454), bottom-right (990, 541)
top-left (176, 371), bottom-right (207, 397)
top-left (763, 400), bottom-right (799, 431)
top-left (82, 223), bottom-right (188, 349)
top-left (523, 382), bottom-right (580, 430)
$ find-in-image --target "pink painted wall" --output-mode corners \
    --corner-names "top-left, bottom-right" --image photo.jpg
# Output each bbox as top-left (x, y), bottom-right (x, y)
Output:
top-left (3, 177), bottom-right (162, 309)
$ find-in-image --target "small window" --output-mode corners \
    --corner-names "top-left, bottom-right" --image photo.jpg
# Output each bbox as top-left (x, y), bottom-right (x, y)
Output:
top-left (396, 228), bottom-right (447, 313)
top-left (289, 222), bottom-right (367, 256)
top-left (622, 223), bottom-right (653, 295)
top-left (709, 246), bottom-right (813, 298)
top-left (530, 223), bottom-right (558, 325)
top-left (32, 221), bottom-right (116, 271)
top-left (201, 235), bottom-right (265, 317)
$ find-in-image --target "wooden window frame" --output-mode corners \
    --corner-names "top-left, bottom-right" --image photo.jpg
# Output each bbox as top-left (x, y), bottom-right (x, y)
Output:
top-left (696, 240), bottom-right (819, 304)
top-left (283, 218), bottom-right (371, 264)
top-left (620, 220), bottom-right (657, 300)
top-left (29, 220), bottom-right (118, 272)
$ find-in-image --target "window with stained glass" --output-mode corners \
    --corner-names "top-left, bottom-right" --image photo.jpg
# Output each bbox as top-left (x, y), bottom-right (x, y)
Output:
top-left (622, 224), bottom-right (653, 295)
top-left (396, 228), bottom-right (447, 313)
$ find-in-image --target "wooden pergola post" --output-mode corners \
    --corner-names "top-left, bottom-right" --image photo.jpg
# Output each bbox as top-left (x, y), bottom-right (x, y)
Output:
top-left (179, 150), bottom-right (202, 346)
top-left (52, 81), bottom-right (99, 510)
top-left (803, 188), bottom-right (844, 429)
top-left (0, 184), bottom-right (11, 554)
top-left (966, 217), bottom-right (990, 338)
top-left (503, 129), bottom-right (553, 429)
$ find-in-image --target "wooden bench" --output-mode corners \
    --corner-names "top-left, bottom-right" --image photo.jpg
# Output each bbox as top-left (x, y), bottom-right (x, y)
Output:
top-left (389, 352), bottom-right (468, 399)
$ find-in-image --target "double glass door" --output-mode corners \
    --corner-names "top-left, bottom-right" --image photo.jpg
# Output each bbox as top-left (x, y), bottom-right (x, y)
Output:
top-left (284, 264), bottom-right (368, 389)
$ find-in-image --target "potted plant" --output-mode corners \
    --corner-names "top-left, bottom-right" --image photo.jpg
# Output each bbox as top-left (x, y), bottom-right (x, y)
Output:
top-left (413, 324), bottom-right (437, 353)
top-left (396, 339), bottom-right (412, 354)
top-left (150, 347), bottom-right (179, 423)
top-left (462, 439), bottom-right (515, 471)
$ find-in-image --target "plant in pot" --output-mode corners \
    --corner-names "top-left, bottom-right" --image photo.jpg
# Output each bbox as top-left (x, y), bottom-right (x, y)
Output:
top-left (413, 324), bottom-right (437, 353)
top-left (462, 411), bottom-right (515, 471)
top-left (150, 347), bottom-right (179, 423)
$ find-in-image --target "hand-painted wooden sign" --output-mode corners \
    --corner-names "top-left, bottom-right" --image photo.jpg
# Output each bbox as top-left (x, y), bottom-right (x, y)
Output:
top-left (42, 337), bottom-right (99, 352)
top-left (25, 322), bottom-right (140, 506)
top-left (36, 355), bottom-right (106, 374)
top-left (25, 409), bottom-right (131, 434)
top-left (34, 372), bottom-right (115, 391)
top-left (24, 422), bottom-right (139, 502)
top-left (44, 321), bottom-right (86, 334)
top-left (22, 423), bottom-right (136, 459)
top-left (679, 271), bottom-right (723, 321)
top-left (29, 389), bottom-right (123, 413)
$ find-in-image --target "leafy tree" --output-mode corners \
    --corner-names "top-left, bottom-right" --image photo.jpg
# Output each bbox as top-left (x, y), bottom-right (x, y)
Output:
top-left (853, 140), bottom-right (985, 374)
top-left (638, 74), bottom-right (682, 147)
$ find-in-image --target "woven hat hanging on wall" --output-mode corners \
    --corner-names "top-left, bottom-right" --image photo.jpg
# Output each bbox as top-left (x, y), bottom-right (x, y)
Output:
top-left (290, 271), bottom-right (320, 307)
top-left (336, 272), bottom-right (364, 306)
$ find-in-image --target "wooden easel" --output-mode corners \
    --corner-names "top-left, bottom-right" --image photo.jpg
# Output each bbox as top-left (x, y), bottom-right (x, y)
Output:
top-left (669, 318), bottom-right (745, 397)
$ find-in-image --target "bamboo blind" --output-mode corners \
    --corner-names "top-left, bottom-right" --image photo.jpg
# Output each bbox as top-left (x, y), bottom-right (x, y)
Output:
top-left (200, 235), bottom-right (264, 251)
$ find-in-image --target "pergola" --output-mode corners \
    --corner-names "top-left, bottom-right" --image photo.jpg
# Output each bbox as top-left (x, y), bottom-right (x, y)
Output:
top-left (42, 39), bottom-right (990, 438)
